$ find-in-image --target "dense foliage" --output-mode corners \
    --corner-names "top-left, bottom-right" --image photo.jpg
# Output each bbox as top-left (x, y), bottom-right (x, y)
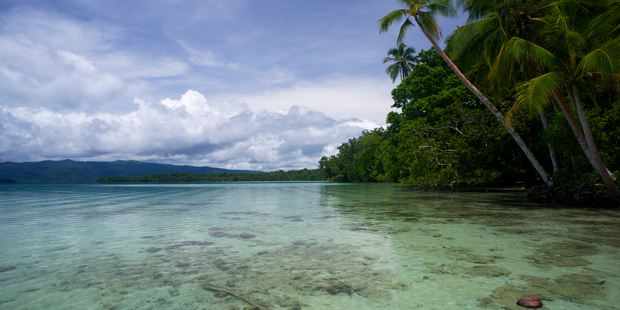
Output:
top-left (372, 0), bottom-right (620, 198)
top-left (97, 168), bottom-right (326, 183)
top-left (320, 48), bottom-right (620, 186)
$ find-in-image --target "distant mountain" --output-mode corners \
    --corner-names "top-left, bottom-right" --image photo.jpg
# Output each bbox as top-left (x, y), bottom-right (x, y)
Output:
top-left (0, 160), bottom-right (260, 183)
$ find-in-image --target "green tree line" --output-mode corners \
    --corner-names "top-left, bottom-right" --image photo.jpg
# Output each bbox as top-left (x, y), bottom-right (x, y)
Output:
top-left (97, 168), bottom-right (326, 183)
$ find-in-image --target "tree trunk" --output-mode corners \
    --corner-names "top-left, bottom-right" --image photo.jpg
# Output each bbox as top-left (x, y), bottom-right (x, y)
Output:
top-left (415, 18), bottom-right (554, 186)
top-left (539, 111), bottom-right (560, 171)
top-left (571, 84), bottom-right (620, 197)
top-left (553, 89), bottom-right (620, 197)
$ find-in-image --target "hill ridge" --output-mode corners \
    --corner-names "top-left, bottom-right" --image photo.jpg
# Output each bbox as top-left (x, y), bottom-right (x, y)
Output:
top-left (0, 160), bottom-right (260, 183)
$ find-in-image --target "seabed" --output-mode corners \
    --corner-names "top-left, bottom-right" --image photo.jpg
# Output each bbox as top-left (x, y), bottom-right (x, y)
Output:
top-left (0, 183), bottom-right (618, 309)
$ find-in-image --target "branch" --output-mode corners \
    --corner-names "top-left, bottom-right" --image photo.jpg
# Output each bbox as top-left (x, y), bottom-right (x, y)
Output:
top-left (418, 145), bottom-right (456, 154)
top-left (446, 125), bottom-right (465, 136)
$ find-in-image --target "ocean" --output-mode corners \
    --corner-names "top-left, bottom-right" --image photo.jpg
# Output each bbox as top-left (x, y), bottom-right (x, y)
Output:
top-left (0, 182), bottom-right (618, 309)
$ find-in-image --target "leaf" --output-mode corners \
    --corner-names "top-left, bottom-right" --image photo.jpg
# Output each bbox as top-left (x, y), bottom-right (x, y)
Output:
top-left (510, 72), bottom-right (564, 122)
top-left (506, 37), bottom-right (557, 68)
top-left (577, 38), bottom-right (620, 79)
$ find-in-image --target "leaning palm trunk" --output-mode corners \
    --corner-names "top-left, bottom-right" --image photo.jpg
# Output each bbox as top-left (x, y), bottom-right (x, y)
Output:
top-left (539, 111), bottom-right (560, 171)
top-left (415, 19), bottom-right (554, 186)
top-left (554, 85), bottom-right (620, 197)
top-left (553, 89), bottom-right (620, 197)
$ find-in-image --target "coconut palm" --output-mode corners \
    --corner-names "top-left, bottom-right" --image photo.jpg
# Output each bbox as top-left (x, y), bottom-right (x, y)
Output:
top-left (508, 5), bottom-right (620, 197)
top-left (379, 0), bottom-right (554, 186)
top-left (384, 43), bottom-right (417, 82)
top-left (446, 0), bottom-right (563, 171)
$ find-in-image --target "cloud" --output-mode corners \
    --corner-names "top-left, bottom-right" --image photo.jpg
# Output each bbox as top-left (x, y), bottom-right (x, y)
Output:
top-left (0, 90), bottom-right (372, 171)
top-left (0, 9), bottom-right (188, 112)
top-left (222, 75), bottom-right (397, 126)
top-left (176, 40), bottom-right (223, 67)
top-left (58, 51), bottom-right (97, 74)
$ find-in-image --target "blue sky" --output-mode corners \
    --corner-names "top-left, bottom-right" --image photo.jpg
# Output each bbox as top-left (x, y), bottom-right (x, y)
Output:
top-left (0, 0), bottom-right (467, 171)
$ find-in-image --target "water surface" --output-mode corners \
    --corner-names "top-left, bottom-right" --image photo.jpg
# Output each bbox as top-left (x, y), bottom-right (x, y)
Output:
top-left (0, 183), bottom-right (618, 309)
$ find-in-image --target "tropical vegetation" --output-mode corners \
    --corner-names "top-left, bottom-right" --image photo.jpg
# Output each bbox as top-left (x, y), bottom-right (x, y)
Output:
top-left (320, 0), bottom-right (620, 200)
top-left (384, 43), bottom-right (417, 82)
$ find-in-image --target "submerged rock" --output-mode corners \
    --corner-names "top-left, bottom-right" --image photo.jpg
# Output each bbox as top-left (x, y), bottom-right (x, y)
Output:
top-left (239, 234), bottom-right (256, 239)
top-left (516, 295), bottom-right (543, 308)
top-left (146, 247), bottom-right (161, 253)
top-left (46, 246), bottom-right (71, 252)
top-left (525, 241), bottom-right (596, 269)
top-left (167, 241), bottom-right (214, 248)
top-left (209, 231), bottom-right (228, 238)
top-left (325, 284), bottom-right (353, 295)
top-left (0, 266), bottom-right (16, 273)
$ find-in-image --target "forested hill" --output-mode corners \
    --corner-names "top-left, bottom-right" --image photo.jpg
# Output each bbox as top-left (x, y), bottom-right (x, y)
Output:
top-left (0, 160), bottom-right (260, 183)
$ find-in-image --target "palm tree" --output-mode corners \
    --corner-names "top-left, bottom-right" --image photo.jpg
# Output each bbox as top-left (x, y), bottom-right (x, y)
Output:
top-left (379, 0), bottom-right (554, 186)
top-left (507, 4), bottom-right (620, 197)
top-left (446, 0), bottom-right (563, 172)
top-left (384, 43), bottom-right (417, 82)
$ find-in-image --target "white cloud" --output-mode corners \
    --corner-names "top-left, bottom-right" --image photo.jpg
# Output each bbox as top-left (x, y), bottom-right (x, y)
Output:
top-left (222, 75), bottom-right (397, 126)
top-left (0, 10), bottom-right (188, 111)
top-left (0, 90), bottom-right (370, 171)
top-left (58, 51), bottom-right (97, 74)
top-left (178, 42), bottom-right (223, 67)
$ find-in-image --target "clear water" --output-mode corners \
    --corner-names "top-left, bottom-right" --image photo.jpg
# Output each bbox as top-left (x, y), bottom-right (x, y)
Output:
top-left (0, 182), bottom-right (618, 310)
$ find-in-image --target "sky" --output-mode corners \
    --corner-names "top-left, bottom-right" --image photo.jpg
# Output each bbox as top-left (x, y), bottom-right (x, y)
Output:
top-left (0, 0), bottom-right (467, 171)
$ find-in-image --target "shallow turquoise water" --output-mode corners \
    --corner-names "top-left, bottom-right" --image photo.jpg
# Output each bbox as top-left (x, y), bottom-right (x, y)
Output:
top-left (0, 183), bottom-right (618, 309)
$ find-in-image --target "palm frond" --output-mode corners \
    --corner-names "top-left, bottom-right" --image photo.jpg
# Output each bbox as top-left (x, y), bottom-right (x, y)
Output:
top-left (427, 0), bottom-right (457, 19)
top-left (510, 72), bottom-right (565, 121)
top-left (446, 16), bottom-right (499, 59)
top-left (498, 5), bottom-right (511, 29)
top-left (486, 25), bottom-right (508, 64)
top-left (385, 63), bottom-right (401, 83)
top-left (378, 9), bottom-right (408, 33)
top-left (578, 38), bottom-right (620, 79)
top-left (506, 37), bottom-right (558, 68)
top-left (488, 41), bottom-right (514, 99)
top-left (397, 18), bottom-right (416, 43)
top-left (383, 56), bottom-right (397, 64)
top-left (417, 12), bottom-right (441, 39)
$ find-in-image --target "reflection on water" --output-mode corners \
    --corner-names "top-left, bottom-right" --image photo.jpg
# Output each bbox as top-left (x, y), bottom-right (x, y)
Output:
top-left (0, 183), bottom-right (618, 309)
